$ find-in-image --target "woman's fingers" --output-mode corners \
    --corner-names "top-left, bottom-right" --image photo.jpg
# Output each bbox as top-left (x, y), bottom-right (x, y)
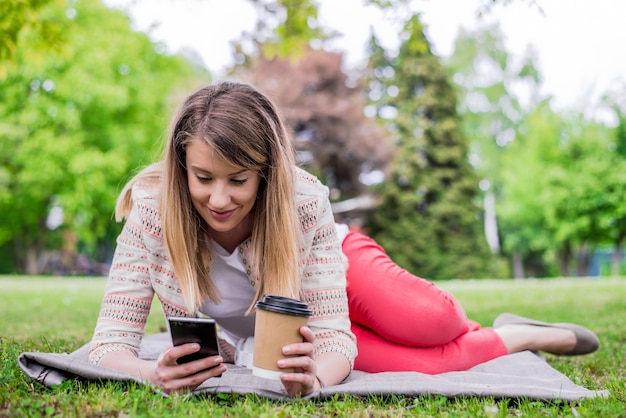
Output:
top-left (160, 343), bottom-right (198, 366)
top-left (300, 326), bottom-right (316, 344)
top-left (281, 326), bottom-right (315, 357)
top-left (278, 349), bottom-right (315, 370)
top-left (278, 326), bottom-right (319, 397)
top-left (161, 363), bottom-right (227, 394)
top-left (154, 344), bottom-right (225, 393)
top-left (278, 355), bottom-right (318, 397)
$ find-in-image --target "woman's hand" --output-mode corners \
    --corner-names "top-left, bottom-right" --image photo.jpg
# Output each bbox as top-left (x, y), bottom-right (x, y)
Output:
top-left (150, 343), bottom-right (227, 394)
top-left (277, 326), bottom-right (321, 397)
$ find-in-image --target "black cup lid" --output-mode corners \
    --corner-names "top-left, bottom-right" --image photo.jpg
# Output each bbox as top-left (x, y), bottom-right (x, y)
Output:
top-left (255, 294), bottom-right (311, 317)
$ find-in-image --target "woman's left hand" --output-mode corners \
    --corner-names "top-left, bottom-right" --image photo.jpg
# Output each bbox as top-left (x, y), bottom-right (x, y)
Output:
top-left (278, 326), bottom-right (320, 397)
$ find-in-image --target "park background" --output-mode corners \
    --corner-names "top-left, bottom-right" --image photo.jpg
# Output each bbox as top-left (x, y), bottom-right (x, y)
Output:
top-left (2, 1), bottom-right (626, 416)
top-left (3, 0), bottom-right (626, 281)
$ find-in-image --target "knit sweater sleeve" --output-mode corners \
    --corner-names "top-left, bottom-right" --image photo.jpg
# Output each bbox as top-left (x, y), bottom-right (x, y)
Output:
top-left (88, 187), bottom-right (160, 365)
top-left (295, 169), bottom-right (358, 368)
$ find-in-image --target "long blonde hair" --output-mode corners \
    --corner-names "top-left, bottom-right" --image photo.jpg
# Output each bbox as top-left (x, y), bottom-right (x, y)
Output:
top-left (116, 82), bottom-right (300, 314)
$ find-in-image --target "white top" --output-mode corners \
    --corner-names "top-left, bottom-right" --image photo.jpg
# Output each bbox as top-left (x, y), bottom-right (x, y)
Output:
top-left (334, 223), bottom-right (350, 242)
top-left (199, 241), bottom-right (256, 345)
top-left (200, 223), bottom-right (350, 347)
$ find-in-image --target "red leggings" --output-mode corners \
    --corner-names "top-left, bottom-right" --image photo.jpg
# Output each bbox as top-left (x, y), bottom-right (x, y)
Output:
top-left (342, 232), bottom-right (507, 374)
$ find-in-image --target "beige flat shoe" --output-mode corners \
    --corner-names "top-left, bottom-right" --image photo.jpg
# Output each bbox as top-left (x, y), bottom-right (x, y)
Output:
top-left (493, 312), bottom-right (600, 356)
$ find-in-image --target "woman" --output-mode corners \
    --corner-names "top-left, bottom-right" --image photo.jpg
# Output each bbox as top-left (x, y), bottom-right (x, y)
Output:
top-left (89, 81), bottom-right (598, 397)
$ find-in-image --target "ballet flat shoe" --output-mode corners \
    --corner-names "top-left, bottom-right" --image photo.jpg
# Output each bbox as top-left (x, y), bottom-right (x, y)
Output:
top-left (493, 312), bottom-right (600, 356)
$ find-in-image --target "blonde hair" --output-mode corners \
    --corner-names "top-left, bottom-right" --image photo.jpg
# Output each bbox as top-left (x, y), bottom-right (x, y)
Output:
top-left (116, 82), bottom-right (300, 314)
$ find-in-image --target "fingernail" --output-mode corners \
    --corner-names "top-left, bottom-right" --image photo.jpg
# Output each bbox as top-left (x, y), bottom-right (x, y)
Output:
top-left (283, 346), bottom-right (291, 354)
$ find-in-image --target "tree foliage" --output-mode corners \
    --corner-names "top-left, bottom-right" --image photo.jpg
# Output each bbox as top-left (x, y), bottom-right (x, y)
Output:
top-left (444, 23), bottom-right (542, 273)
top-left (365, 14), bottom-right (495, 280)
top-left (446, 23), bottom-right (541, 186)
top-left (234, 49), bottom-right (392, 199)
top-left (601, 88), bottom-right (626, 274)
top-left (0, 0), bottom-right (208, 273)
top-left (231, 0), bottom-right (392, 200)
top-left (234, 0), bottom-right (328, 64)
top-left (0, 0), bottom-right (58, 63)
top-left (5, 0), bottom-right (624, 280)
top-left (498, 102), bottom-right (625, 277)
top-left (446, 23), bottom-right (626, 278)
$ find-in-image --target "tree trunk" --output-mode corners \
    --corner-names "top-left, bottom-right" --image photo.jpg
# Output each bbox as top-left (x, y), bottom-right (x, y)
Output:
top-left (612, 235), bottom-right (624, 276)
top-left (610, 248), bottom-right (622, 276)
top-left (557, 241), bottom-right (572, 277)
top-left (26, 246), bottom-right (39, 275)
top-left (512, 251), bottom-right (525, 279)
top-left (576, 244), bottom-right (590, 277)
top-left (483, 192), bottom-right (500, 253)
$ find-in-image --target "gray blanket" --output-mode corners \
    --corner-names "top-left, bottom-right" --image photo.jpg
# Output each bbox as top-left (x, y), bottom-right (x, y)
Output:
top-left (18, 333), bottom-right (609, 401)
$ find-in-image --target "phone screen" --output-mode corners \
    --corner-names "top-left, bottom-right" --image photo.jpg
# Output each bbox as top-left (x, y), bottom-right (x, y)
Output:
top-left (168, 317), bottom-right (220, 365)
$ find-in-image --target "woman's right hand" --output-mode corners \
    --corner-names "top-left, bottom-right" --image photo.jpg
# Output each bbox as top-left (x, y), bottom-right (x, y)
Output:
top-left (151, 343), bottom-right (227, 394)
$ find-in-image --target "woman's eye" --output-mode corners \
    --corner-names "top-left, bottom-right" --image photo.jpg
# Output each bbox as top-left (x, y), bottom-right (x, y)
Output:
top-left (195, 175), bottom-right (211, 183)
top-left (231, 178), bottom-right (247, 185)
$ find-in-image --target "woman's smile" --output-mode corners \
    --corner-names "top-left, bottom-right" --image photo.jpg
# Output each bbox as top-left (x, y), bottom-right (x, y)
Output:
top-left (209, 208), bottom-right (237, 221)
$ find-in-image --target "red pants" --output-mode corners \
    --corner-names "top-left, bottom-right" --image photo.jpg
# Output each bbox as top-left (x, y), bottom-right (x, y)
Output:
top-left (343, 232), bottom-right (507, 374)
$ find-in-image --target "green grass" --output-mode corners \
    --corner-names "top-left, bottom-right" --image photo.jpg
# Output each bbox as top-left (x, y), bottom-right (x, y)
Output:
top-left (1, 275), bottom-right (625, 417)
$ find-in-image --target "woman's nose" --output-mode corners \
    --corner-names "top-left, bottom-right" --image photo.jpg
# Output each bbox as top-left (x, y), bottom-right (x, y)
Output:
top-left (208, 183), bottom-right (230, 208)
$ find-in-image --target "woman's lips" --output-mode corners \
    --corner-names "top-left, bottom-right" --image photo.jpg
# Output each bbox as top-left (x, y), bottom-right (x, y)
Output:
top-left (209, 208), bottom-right (236, 221)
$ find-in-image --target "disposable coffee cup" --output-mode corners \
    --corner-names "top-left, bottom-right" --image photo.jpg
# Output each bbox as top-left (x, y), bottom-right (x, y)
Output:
top-left (252, 295), bottom-right (311, 379)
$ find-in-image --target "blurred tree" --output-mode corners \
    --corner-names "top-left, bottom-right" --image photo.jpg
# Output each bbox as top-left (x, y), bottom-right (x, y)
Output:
top-left (233, 0), bottom-right (327, 65)
top-left (447, 23), bottom-right (542, 175)
top-left (0, 0), bottom-right (208, 274)
top-left (544, 115), bottom-right (619, 276)
top-left (602, 90), bottom-right (626, 275)
top-left (232, 0), bottom-right (391, 200)
top-left (364, 0), bottom-right (542, 15)
top-left (235, 49), bottom-right (392, 199)
top-left (445, 23), bottom-right (541, 257)
top-left (498, 102), bottom-right (623, 277)
top-left (0, 0), bottom-right (58, 64)
top-left (365, 14), bottom-right (495, 280)
top-left (475, 0), bottom-right (544, 15)
top-left (497, 103), bottom-right (568, 277)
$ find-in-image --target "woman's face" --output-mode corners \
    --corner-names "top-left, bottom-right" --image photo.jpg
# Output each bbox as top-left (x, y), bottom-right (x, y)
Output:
top-left (186, 139), bottom-right (261, 249)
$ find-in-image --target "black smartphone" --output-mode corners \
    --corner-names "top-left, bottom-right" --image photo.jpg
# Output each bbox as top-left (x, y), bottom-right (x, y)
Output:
top-left (168, 316), bottom-right (221, 365)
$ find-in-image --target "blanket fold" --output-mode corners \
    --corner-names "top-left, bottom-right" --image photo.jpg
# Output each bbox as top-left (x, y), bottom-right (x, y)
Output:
top-left (18, 333), bottom-right (609, 401)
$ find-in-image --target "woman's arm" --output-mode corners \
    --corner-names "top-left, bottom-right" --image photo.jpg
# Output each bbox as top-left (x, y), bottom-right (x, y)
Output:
top-left (97, 344), bottom-right (226, 394)
top-left (312, 351), bottom-right (351, 389)
top-left (89, 196), bottom-right (158, 365)
top-left (97, 350), bottom-right (158, 381)
top-left (293, 171), bottom-right (358, 394)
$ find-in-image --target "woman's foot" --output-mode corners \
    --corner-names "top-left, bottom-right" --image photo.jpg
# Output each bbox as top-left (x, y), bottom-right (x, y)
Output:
top-left (492, 313), bottom-right (599, 356)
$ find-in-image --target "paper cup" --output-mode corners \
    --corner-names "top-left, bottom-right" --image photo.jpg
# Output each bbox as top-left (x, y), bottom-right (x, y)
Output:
top-left (252, 295), bottom-right (311, 379)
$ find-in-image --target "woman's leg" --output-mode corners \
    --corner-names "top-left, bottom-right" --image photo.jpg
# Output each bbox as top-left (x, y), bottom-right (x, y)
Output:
top-left (352, 323), bottom-right (507, 374)
top-left (342, 231), bottom-right (470, 346)
top-left (341, 232), bottom-right (595, 373)
top-left (494, 324), bottom-right (577, 354)
top-left (342, 231), bottom-right (510, 373)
